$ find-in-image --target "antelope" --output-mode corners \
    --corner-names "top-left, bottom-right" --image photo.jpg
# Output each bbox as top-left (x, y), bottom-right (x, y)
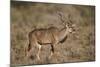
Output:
top-left (26, 12), bottom-right (75, 60)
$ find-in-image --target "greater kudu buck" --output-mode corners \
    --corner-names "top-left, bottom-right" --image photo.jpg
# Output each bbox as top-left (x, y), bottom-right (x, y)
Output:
top-left (26, 12), bottom-right (75, 60)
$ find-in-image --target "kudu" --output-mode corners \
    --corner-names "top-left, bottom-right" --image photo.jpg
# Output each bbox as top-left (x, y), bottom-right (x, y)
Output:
top-left (26, 12), bottom-right (75, 60)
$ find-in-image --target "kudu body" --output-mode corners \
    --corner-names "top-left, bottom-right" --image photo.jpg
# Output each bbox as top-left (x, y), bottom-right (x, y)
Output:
top-left (26, 13), bottom-right (74, 60)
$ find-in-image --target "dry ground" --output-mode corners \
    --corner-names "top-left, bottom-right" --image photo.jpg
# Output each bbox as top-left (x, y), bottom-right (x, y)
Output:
top-left (11, 1), bottom-right (95, 66)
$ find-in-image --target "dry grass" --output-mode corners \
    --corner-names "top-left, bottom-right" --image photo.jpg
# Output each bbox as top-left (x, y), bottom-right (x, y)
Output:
top-left (10, 1), bottom-right (95, 66)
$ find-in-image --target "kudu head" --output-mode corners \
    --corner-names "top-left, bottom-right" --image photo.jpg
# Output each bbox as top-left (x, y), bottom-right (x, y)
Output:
top-left (57, 12), bottom-right (76, 33)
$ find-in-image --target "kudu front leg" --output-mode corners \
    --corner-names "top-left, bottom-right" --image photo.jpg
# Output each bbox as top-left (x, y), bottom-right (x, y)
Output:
top-left (49, 43), bottom-right (60, 59)
top-left (49, 44), bottom-right (55, 59)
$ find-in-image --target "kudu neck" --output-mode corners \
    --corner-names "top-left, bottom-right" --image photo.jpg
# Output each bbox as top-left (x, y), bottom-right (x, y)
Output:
top-left (58, 25), bottom-right (70, 43)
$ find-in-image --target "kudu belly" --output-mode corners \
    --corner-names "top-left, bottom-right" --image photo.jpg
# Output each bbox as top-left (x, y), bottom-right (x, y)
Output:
top-left (35, 31), bottom-right (56, 45)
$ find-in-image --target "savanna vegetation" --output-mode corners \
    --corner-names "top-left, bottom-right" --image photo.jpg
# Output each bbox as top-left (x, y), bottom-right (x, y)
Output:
top-left (11, 1), bottom-right (95, 66)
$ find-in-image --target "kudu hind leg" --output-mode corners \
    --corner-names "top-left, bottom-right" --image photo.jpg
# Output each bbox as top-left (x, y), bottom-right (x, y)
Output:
top-left (26, 43), bottom-right (33, 57)
top-left (26, 42), bottom-right (36, 58)
top-left (36, 44), bottom-right (41, 60)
